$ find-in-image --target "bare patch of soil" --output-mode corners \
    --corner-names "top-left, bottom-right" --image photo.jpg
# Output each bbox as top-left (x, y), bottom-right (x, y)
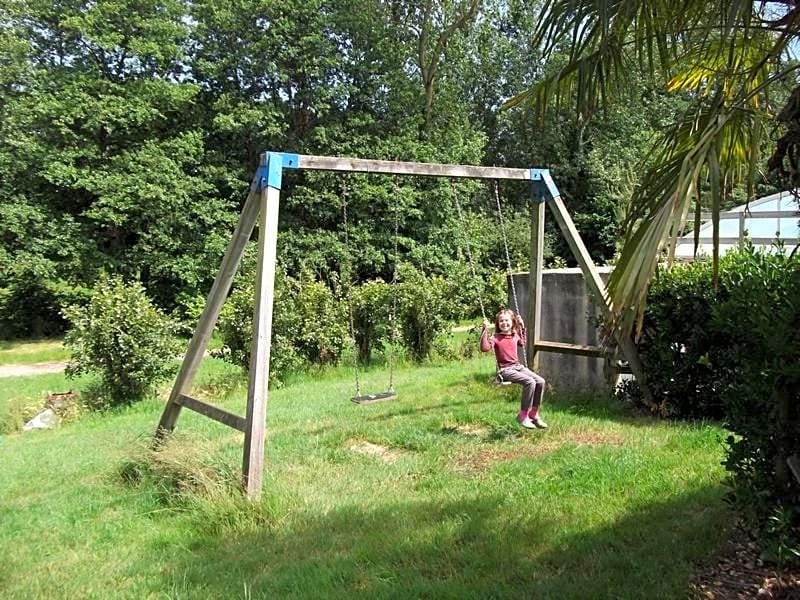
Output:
top-left (456, 429), bottom-right (626, 474)
top-left (453, 424), bottom-right (489, 437)
top-left (690, 526), bottom-right (800, 599)
top-left (347, 440), bottom-right (404, 463)
top-left (566, 429), bottom-right (626, 447)
top-left (459, 448), bottom-right (520, 473)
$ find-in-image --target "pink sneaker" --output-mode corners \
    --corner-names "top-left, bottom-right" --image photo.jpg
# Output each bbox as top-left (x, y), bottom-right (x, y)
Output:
top-left (531, 416), bottom-right (548, 429)
top-left (516, 415), bottom-right (536, 429)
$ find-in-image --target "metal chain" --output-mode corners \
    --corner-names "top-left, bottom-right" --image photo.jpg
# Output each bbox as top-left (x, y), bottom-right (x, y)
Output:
top-left (452, 179), bottom-right (498, 375)
top-left (493, 180), bottom-right (528, 367)
top-left (341, 178), bottom-right (361, 397)
top-left (387, 178), bottom-right (400, 392)
top-left (451, 179), bottom-right (487, 322)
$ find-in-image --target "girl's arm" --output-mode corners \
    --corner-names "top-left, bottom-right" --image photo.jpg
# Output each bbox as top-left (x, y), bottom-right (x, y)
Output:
top-left (479, 320), bottom-right (493, 352)
top-left (515, 315), bottom-right (527, 346)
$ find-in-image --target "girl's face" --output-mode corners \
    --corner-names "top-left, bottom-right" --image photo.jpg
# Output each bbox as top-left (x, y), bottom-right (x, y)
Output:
top-left (497, 312), bottom-right (513, 333)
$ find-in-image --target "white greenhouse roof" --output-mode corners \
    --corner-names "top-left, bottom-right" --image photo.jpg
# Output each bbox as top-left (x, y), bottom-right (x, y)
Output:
top-left (674, 190), bottom-right (800, 259)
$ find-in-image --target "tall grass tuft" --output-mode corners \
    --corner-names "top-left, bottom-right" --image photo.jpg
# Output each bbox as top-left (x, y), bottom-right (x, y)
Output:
top-left (0, 396), bottom-right (39, 433)
top-left (119, 435), bottom-right (285, 535)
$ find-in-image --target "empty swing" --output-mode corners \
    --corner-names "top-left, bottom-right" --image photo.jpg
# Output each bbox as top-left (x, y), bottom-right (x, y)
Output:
top-left (450, 179), bottom-right (527, 385)
top-left (341, 176), bottom-right (399, 405)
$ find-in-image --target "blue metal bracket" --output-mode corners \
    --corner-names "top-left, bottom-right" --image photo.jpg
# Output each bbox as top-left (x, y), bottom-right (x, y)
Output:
top-left (530, 168), bottom-right (560, 203)
top-left (254, 152), bottom-right (300, 191)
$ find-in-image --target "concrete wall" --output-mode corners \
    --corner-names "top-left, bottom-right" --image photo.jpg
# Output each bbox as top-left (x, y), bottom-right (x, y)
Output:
top-left (510, 267), bottom-right (612, 392)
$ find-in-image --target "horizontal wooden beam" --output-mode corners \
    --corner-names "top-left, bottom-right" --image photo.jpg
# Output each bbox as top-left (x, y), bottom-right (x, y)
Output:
top-left (292, 154), bottom-right (530, 180)
top-left (534, 340), bottom-right (608, 358)
top-left (176, 394), bottom-right (247, 432)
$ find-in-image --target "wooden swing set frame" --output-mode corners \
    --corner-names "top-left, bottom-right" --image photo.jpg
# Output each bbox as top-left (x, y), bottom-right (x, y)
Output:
top-left (154, 151), bottom-right (652, 500)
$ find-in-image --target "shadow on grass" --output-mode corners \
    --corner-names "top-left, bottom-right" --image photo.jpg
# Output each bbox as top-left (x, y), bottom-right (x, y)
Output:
top-left (467, 370), bottom-right (661, 430)
top-left (349, 380), bottom-right (658, 443)
top-left (352, 374), bottom-right (508, 422)
top-left (359, 398), bottom-right (478, 422)
top-left (467, 368), bottom-right (657, 422)
top-left (155, 483), bottom-right (730, 599)
top-left (546, 390), bottom-right (728, 434)
top-left (547, 390), bottom-right (659, 424)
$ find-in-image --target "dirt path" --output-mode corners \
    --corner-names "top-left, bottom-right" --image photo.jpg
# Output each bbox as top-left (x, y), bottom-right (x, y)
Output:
top-left (0, 361), bottom-right (67, 378)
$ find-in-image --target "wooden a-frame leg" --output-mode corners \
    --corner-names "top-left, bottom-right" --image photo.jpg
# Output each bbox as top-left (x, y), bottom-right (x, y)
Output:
top-left (156, 187), bottom-right (262, 438)
top-left (242, 186), bottom-right (280, 500)
top-left (547, 195), bottom-right (657, 411)
top-left (528, 200), bottom-right (545, 371)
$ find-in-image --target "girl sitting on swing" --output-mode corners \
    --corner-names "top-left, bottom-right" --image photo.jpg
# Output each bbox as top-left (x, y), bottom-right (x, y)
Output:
top-left (480, 308), bottom-right (548, 430)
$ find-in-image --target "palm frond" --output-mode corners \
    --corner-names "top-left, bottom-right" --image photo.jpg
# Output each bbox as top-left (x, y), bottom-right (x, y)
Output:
top-left (504, 0), bottom-right (709, 117)
top-left (667, 29), bottom-right (774, 107)
top-left (502, 40), bottom-right (627, 119)
top-left (608, 98), bottom-right (765, 337)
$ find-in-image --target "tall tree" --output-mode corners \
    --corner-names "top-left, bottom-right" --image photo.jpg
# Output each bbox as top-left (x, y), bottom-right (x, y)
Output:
top-left (457, 0), bottom-right (686, 265)
top-left (0, 0), bottom-right (234, 314)
top-left (385, 0), bottom-right (482, 129)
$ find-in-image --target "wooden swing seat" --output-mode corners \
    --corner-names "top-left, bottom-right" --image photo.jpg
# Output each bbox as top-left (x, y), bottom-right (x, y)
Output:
top-left (351, 391), bottom-right (398, 405)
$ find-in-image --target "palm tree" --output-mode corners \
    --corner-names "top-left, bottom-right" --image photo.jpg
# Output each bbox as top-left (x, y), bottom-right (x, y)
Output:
top-left (504, 0), bottom-right (800, 337)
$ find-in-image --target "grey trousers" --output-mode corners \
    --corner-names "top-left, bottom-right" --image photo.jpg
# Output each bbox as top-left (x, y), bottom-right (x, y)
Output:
top-left (498, 363), bottom-right (546, 412)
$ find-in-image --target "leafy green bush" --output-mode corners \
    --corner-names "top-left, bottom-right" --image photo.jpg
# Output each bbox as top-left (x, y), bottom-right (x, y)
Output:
top-left (290, 278), bottom-right (348, 365)
top-left (0, 272), bottom-right (91, 339)
top-left (216, 261), bottom-right (477, 376)
top-left (396, 264), bottom-right (452, 361)
top-left (632, 261), bottom-right (725, 418)
top-left (622, 246), bottom-right (799, 561)
top-left (216, 274), bottom-right (303, 384)
top-left (483, 269), bottom-right (511, 318)
top-left (350, 279), bottom-right (393, 363)
top-left (0, 396), bottom-right (41, 434)
top-left (710, 247), bottom-right (800, 562)
top-left (63, 276), bottom-right (179, 407)
top-left (216, 271), bottom-right (348, 384)
top-left (215, 280), bottom-right (254, 372)
top-left (171, 292), bottom-right (209, 337)
top-left (438, 261), bottom-right (508, 323)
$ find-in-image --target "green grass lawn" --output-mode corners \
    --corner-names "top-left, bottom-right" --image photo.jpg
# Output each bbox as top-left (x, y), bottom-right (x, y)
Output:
top-left (0, 339), bottom-right (68, 365)
top-left (0, 354), bottom-right (732, 599)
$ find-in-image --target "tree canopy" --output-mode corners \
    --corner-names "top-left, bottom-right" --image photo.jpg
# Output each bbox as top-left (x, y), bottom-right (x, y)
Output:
top-left (1, 0), bottom-right (768, 337)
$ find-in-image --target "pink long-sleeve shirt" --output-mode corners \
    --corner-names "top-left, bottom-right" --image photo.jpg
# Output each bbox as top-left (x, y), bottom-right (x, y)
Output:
top-left (480, 328), bottom-right (526, 368)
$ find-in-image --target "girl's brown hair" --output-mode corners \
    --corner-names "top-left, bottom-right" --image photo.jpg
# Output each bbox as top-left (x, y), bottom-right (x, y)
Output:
top-left (494, 309), bottom-right (522, 334)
